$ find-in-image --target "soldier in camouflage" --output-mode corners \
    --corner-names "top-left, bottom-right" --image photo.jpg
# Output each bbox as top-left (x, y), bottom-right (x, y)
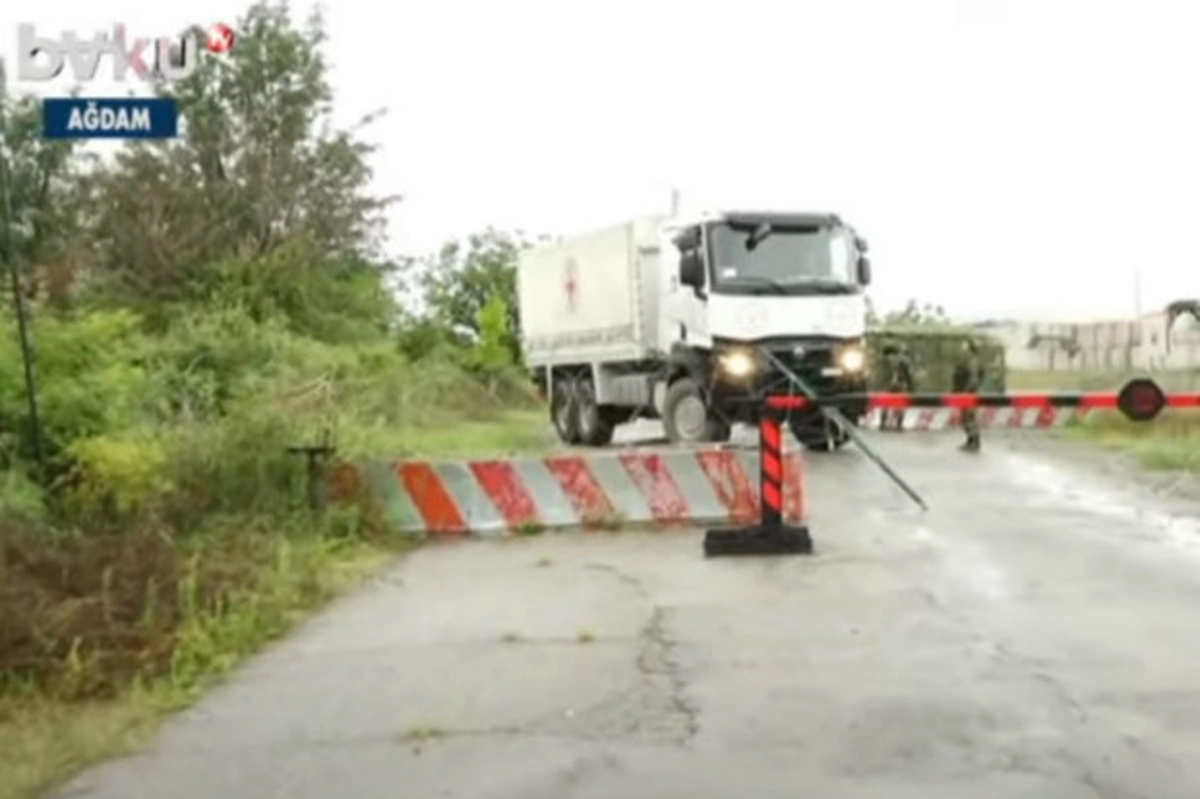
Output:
top-left (880, 343), bottom-right (915, 430)
top-left (953, 338), bottom-right (984, 452)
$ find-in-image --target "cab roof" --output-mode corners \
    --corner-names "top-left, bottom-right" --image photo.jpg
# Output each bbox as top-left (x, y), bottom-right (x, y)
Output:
top-left (670, 210), bottom-right (843, 229)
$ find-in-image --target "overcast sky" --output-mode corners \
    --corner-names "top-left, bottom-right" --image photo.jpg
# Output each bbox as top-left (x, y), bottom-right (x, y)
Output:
top-left (3, 0), bottom-right (1199, 322)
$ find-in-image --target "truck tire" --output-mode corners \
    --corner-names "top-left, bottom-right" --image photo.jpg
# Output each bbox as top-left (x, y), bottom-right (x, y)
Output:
top-left (551, 378), bottom-right (581, 445)
top-left (574, 378), bottom-right (615, 446)
top-left (788, 414), bottom-right (850, 452)
top-left (663, 377), bottom-right (727, 444)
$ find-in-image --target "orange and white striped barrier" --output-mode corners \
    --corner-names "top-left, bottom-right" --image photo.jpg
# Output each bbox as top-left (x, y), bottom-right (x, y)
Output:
top-left (861, 406), bottom-right (1089, 430)
top-left (329, 448), bottom-right (806, 537)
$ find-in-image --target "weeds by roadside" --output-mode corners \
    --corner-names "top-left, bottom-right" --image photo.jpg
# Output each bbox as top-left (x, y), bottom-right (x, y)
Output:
top-left (1009, 369), bottom-right (1200, 473)
top-left (399, 722), bottom-right (453, 742)
top-left (1062, 409), bottom-right (1200, 472)
top-left (0, 520), bottom-right (399, 799)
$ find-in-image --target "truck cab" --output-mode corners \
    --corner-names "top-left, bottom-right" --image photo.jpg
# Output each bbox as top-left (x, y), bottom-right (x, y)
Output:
top-left (657, 211), bottom-right (872, 450)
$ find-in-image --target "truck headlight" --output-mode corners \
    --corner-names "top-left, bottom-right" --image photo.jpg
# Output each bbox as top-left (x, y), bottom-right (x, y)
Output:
top-left (838, 346), bottom-right (866, 373)
top-left (719, 349), bottom-right (757, 379)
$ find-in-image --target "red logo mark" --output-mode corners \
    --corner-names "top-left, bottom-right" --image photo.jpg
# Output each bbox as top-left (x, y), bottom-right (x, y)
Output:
top-left (206, 23), bottom-right (235, 54)
top-left (563, 258), bottom-right (579, 310)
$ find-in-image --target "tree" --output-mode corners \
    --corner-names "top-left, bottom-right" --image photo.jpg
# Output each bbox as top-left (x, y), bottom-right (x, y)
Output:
top-left (83, 1), bottom-right (397, 324)
top-left (881, 299), bottom-right (952, 327)
top-left (865, 295), bottom-right (880, 327)
top-left (0, 90), bottom-right (89, 308)
top-left (419, 228), bottom-right (529, 363)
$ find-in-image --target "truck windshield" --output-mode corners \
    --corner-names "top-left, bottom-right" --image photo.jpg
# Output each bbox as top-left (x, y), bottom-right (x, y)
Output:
top-left (708, 223), bottom-right (857, 295)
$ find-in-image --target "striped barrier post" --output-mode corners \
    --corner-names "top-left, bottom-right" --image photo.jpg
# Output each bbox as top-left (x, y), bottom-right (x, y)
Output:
top-left (703, 397), bottom-right (814, 557)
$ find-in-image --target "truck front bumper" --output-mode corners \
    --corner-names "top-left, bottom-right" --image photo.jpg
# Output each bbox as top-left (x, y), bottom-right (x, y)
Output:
top-left (707, 340), bottom-right (869, 422)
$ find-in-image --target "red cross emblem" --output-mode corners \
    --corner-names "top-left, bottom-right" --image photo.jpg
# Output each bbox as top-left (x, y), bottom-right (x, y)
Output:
top-left (563, 258), bottom-right (579, 310)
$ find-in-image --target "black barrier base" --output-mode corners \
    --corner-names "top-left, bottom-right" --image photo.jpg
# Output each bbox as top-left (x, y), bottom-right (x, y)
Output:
top-left (703, 525), bottom-right (814, 557)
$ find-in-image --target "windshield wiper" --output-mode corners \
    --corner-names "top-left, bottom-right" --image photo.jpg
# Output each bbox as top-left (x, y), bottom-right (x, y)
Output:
top-left (728, 275), bottom-right (789, 295)
top-left (744, 223), bottom-right (773, 251)
top-left (726, 276), bottom-right (854, 295)
top-left (787, 278), bottom-right (855, 294)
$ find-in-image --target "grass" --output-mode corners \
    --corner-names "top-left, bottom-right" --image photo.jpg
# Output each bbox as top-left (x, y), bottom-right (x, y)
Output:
top-left (517, 521), bottom-right (545, 536)
top-left (0, 693), bottom-right (159, 799)
top-left (399, 722), bottom-right (453, 742)
top-left (0, 529), bottom-right (396, 799)
top-left (1062, 409), bottom-right (1200, 472)
top-left (373, 410), bottom-right (551, 458)
top-left (0, 397), bottom-right (552, 799)
top-left (1008, 369), bottom-right (1200, 473)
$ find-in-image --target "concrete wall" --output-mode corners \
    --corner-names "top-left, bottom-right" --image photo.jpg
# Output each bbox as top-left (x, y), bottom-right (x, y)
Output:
top-left (976, 314), bottom-right (1200, 373)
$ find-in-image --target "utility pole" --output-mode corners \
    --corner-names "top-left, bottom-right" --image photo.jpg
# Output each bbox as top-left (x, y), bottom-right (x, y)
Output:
top-left (0, 59), bottom-right (48, 488)
top-left (1134, 267), bottom-right (1143, 319)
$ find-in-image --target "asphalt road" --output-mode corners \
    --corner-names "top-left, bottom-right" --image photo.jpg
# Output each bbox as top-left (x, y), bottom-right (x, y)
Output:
top-left (52, 429), bottom-right (1200, 799)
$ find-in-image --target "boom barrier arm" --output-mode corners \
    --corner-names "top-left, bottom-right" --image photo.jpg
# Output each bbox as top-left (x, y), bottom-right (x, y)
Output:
top-left (703, 375), bottom-right (1199, 558)
top-left (759, 348), bottom-right (930, 511)
top-left (763, 380), bottom-right (1200, 422)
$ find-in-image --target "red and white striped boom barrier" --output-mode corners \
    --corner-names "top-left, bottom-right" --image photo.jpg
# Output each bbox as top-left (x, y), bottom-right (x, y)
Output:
top-left (764, 379), bottom-right (1200, 420)
top-left (704, 378), bottom-right (1200, 557)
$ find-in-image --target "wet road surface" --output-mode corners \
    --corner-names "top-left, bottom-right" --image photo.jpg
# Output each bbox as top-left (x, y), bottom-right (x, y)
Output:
top-left (52, 430), bottom-right (1200, 799)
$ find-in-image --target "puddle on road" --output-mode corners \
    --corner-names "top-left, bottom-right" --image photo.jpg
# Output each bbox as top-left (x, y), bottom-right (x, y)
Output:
top-left (911, 524), bottom-right (1015, 602)
top-left (999, 452), bottom-right (1200, 552)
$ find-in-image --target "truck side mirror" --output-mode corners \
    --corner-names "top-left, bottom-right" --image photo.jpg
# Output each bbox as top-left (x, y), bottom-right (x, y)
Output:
top-left (857, 256), bottom-right (872, 286)
top-left (855, 236), bottom-right (869, 254)
top-left (680, 250), bottom-right (705, 289)
top-left (672, 226), bottom-right (701, 252)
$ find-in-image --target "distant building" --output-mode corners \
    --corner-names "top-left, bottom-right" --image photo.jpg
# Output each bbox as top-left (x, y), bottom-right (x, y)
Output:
top-left (969, 311), bottom-right (1200, 373)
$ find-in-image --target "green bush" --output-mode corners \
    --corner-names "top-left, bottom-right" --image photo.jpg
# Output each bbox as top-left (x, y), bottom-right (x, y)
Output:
top-left (66, 433), bottom-right (174, 517)
top-left (0, 293), bottom-right (541, 700)
top-left (0, 469), bottom-right (46, 523)
top-left (0, 307), bottom-right (152, 470)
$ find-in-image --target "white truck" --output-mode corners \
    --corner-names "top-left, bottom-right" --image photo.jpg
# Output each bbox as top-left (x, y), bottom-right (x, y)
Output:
top-left (516, 210), bottom-right (873, 450)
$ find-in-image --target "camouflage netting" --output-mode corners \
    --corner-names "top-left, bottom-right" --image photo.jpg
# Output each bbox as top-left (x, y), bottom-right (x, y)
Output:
top-left (865, 327), bottom-right (1006, 393)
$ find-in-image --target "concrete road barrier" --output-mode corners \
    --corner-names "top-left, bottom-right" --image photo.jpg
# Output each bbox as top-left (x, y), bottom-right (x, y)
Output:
top-left (862, 406), bottom-right (1088, 431)
top-left (328, 447), bottom-right (806, 537)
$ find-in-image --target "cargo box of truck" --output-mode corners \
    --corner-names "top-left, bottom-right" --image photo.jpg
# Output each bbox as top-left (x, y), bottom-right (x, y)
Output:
top-left (517, 216), bottom-right (666, 368)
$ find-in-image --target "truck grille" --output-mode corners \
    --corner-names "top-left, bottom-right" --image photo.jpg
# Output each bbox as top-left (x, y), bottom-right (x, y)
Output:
top-left (761, 345), bottom-right (840, 395)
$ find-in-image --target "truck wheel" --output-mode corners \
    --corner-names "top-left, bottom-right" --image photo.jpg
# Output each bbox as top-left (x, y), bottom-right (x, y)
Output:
top-left (789, 414), bottom-right (850, 452)
top-left (663, 378), bottom-right (725, 444)
top-left (551, 378), bottom-right (581, 445)
top-left (574, 378), bottom-right (615, 446)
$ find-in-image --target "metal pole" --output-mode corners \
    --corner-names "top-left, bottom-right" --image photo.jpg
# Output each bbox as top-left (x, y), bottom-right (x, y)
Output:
top-left (760, 348), bottom-right (928, 511)
top-left (0, 60), bottom-right (48, 487)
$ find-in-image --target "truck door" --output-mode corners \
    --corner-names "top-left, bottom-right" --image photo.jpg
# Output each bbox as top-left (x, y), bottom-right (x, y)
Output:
top-left (659, 227), bottom-right (711, 349)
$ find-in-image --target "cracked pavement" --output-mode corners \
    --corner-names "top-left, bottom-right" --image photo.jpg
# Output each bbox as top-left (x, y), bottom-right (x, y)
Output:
top-left (51, 430), bottom-right (1200, 799)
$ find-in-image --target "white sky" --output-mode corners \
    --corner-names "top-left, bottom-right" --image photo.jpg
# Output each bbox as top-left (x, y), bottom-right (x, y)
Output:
top-left (3, 0), bottom-right (1199, 322)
